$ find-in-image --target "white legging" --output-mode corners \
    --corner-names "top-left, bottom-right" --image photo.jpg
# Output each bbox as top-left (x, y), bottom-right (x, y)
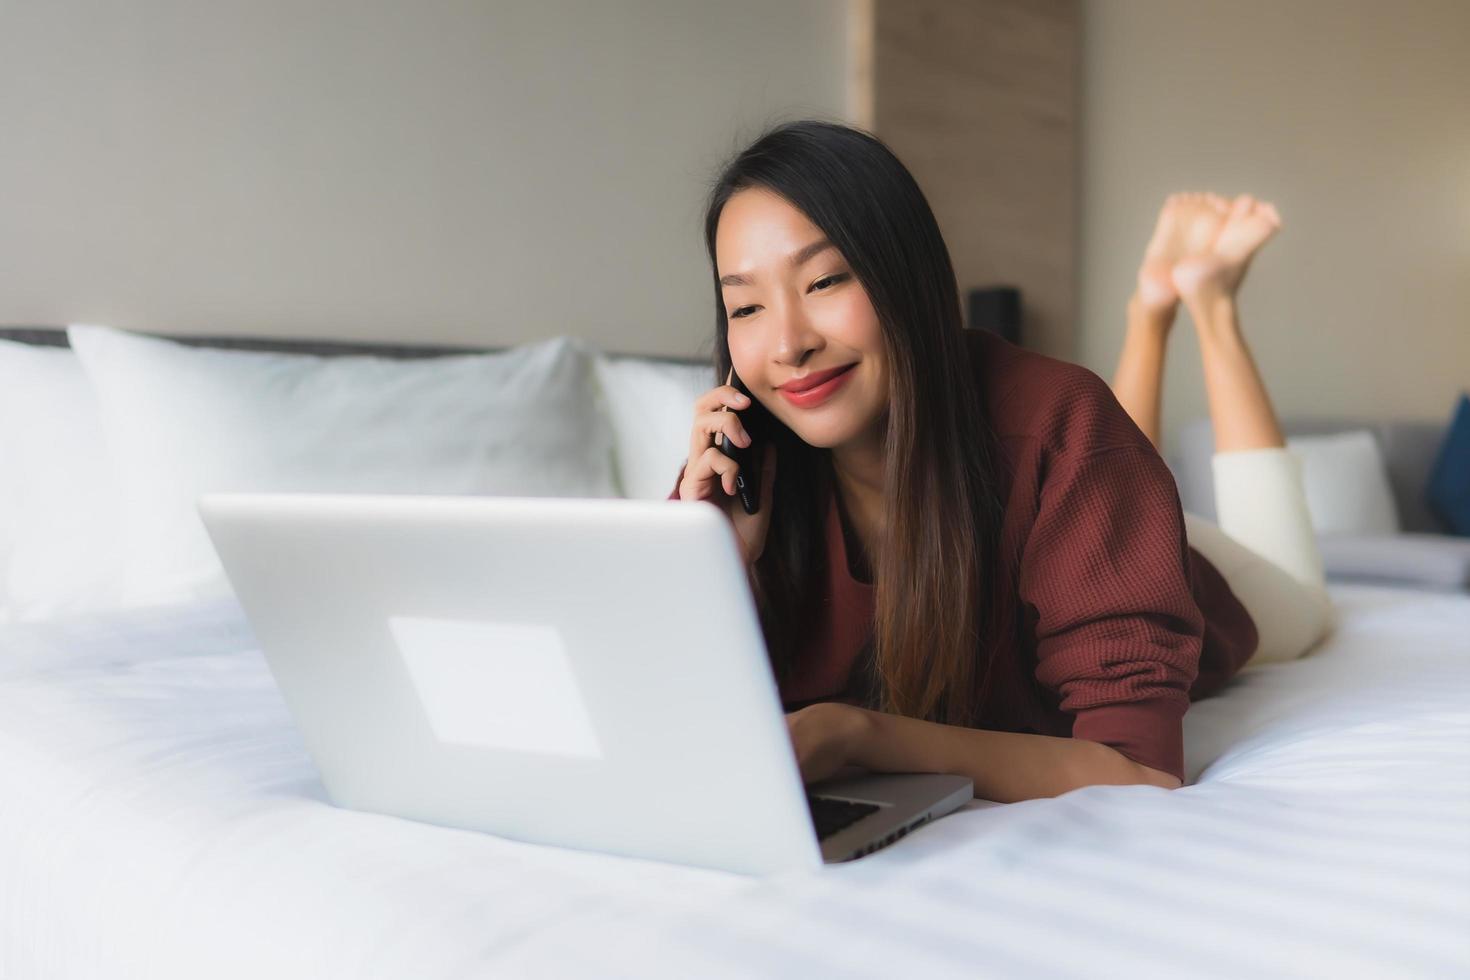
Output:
top-left (1182, 447), bottom-right (1338, 668)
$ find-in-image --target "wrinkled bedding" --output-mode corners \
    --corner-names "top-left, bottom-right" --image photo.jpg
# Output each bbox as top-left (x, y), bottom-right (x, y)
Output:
top-left (2, 583), bottom-right (1467, 978)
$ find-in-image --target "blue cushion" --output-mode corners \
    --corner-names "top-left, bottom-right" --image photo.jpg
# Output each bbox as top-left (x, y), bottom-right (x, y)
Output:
top-left (1426, 392), bottom-right (1470, 536)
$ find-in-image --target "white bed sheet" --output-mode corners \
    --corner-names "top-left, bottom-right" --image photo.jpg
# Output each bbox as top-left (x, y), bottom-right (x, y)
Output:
top-left (2, 583), bottom-right (1467, 979)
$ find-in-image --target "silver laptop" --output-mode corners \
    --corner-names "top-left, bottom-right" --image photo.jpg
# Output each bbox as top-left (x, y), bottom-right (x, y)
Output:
top-left (198, 492), bottom-right (972, 876)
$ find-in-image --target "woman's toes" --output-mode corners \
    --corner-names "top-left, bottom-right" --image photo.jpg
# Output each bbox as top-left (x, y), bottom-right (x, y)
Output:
top-left (1195, 192), bottom-right (1280, 294)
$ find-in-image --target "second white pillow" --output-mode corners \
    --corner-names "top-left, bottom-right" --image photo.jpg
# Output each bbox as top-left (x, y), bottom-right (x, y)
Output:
top-left (68, 325), bottom-right (619, 605)
top-left (592, 354), bottom-right (714, 500)
top-left (1285, 429), bottom-right (1402, 536)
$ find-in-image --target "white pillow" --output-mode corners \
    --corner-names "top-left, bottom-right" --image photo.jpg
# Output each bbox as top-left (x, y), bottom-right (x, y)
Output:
top-left (0, 339), bottom-right (127, 622)
top-left (592, 354), bottom-right (713, 499)
top-left (1285, 429), bottom-right (1402, 536)
top-left (68, 325), bottom-right (619, 605)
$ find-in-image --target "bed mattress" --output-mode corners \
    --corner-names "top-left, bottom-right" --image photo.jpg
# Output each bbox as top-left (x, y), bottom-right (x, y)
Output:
top-left (2, 583), bottom-right (1467, 978)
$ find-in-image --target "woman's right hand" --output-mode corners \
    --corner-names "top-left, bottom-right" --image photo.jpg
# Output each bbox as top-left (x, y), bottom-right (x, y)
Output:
top-left (678, 383), bottom-right (778, 565)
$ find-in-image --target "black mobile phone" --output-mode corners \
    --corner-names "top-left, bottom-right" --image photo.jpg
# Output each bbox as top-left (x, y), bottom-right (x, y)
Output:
top-left (716, 370), bottom-right (765, 515)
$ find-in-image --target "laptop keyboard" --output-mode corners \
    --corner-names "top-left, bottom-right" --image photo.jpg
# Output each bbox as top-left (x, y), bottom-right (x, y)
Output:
top-left (807, 795), bottom-right (881, 841)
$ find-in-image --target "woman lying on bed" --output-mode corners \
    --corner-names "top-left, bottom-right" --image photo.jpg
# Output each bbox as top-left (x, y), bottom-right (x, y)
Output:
top-left (668, 120), bottom-right (1336, 802)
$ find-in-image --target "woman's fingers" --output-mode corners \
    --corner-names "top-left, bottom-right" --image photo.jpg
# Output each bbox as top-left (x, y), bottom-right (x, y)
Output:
top-left (709, 410), bottom-right (752, 448)
top-left (687, 408), bottom-right (751, 459)
top-left (696, 384), bottom-right (751, 414)
top-left (696, 445), bottom-right (740, 497)
top-left (678, 448), bottom-right (724, 500)
top-left (679, 383), bottom-right (763, 506)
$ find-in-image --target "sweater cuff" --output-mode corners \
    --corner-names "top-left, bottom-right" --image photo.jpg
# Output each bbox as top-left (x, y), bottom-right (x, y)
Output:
top-left (1069, 697), bottom-right (1187, 784)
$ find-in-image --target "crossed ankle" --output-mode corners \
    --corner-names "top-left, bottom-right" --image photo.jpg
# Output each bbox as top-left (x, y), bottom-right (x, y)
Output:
top-left (1182, 289), bottom-right (1240, 329)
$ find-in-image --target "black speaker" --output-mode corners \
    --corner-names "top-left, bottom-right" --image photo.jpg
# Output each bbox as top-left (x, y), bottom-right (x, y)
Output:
top-left (967, 286), bottom-right (1022, 345)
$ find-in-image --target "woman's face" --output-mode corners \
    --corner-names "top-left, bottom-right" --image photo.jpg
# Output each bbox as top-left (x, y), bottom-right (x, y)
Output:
top-left (715, 187), bottom-right (888, 452)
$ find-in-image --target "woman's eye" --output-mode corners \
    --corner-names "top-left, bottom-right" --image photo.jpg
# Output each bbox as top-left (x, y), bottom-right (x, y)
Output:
top-left (729, 274), bottom-right (846, 319)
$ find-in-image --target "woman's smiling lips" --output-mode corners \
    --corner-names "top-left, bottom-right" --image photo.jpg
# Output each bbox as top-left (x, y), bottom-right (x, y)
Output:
top-left (777, 362), bottom-right (858, 408)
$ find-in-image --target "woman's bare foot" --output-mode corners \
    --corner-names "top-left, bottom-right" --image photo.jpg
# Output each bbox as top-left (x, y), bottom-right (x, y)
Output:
top-left (1173, 194), bottom-right (1282, 304)
top-left (1135, 192), bottom-right (1230, 318)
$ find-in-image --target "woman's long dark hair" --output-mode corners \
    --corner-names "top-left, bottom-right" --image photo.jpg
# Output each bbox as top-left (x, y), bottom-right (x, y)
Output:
top-left (702, 119), bottom-right (1012, 727)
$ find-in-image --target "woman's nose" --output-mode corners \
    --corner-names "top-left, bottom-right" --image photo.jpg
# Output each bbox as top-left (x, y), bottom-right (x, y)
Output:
top-left (770, 303), bottom-right (820, 366)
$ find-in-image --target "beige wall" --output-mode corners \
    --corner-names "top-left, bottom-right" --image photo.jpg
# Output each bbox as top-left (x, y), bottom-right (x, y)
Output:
top-left (0, 0), bottom-right (852, 358)
top-left (1079, 0), bottom-right (1470, 452)
top-left (9, 0), bottom-right (1466, 419)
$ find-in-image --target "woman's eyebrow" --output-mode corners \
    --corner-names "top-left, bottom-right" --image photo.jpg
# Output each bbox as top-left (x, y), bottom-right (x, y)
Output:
top-left (719, 239), bottom-right (836, 287)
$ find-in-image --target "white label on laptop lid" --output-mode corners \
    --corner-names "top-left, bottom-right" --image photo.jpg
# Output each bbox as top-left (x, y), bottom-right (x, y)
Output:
top-left (388, 616), bottom-right (604, 759)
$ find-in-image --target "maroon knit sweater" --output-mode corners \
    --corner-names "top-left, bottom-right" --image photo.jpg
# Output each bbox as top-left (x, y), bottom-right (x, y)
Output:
top-left (669, 329), bottom-right (1257, 782)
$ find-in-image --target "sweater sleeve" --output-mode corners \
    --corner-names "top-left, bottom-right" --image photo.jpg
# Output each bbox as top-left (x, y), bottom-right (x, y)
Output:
top-left (1016, 442), bottom-right (1205, 783)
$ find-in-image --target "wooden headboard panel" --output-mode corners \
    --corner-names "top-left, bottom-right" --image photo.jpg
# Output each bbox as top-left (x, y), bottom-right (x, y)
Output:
top-left (0, 326), bottom-right (710, 367)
